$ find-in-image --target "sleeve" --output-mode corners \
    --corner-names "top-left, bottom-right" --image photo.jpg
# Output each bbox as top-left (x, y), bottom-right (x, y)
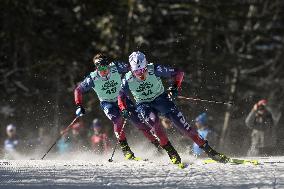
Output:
top-left (245, 110), bottom-right (256, 129)
top-left (118, 78), bottom-right (131, 111)
top-left (154, 64), bottom-right (184, 89)
top-left (113, 61), bottom-right (130, 74)
top-left (74, 76), bottom-right (95, 106)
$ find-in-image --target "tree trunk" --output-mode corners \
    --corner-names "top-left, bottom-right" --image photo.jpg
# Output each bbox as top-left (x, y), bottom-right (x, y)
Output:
top-left (219, 67), bottom-right (239, 149)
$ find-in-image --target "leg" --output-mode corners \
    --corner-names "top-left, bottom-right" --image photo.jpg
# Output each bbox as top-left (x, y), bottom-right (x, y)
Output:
top-left (248, 129), bottom-right (259, 156)
top-left (259, 130), bottom-right (265, 149)
top-left (100, 101), bottom-right (136, 159)
top-left (137, 102), bottom-right (181, 164)
top-left (100, 101), bottom-right (126, 141)
top-left (165, 108), bottom-right (206, 146)
top-left (154, 94), bottom-right (228, 162)
top-left (153, 94), bottom-right (206, 146)
top-left (136, 103), bottom-right (169, 146)
top-left (126, 99), bottom-right (157, 143)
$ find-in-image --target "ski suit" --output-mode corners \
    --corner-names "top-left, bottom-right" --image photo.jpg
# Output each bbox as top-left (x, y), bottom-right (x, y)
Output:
top-left (74, 61), bottom-right (161, 143)
top-left (118, 63), bottom-right (206, 147)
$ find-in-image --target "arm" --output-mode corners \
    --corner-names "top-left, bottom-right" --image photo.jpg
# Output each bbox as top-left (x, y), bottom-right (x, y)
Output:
top-left (118, 78), bottom-right (131, 111)
top-left (74, 76), bottom-right (94, 106)
top-left (154, 64), bottom-right (184, 89)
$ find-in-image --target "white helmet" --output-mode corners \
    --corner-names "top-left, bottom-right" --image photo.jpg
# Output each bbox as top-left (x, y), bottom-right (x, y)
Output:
top-left (129, 51), bottom-right (147, 71)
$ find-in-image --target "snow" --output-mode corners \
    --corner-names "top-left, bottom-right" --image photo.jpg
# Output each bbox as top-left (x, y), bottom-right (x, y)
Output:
top-left (0, 154), bottom-right (284, 189)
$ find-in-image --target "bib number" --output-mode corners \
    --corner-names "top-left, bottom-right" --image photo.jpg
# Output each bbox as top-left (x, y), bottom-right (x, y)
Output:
top-left (106, 87), bottom-right (117, 94)
top-left (142, 89), bottom-right (153, 96)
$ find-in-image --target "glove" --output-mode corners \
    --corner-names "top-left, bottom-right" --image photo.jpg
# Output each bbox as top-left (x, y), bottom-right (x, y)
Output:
top-left (75, 105), bottom-right (85, 117)
top-left (168, 85), bottom-right (179, 100)
top-left (121, 109), bottom-right (130, 118)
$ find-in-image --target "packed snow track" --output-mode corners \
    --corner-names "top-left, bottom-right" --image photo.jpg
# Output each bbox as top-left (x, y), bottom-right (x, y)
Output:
top-left (0, 156), bottom-right (283, 189)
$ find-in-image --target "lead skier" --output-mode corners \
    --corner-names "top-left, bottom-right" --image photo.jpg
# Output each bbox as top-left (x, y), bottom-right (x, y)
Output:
top-left (118, 51), bottom-right (229, 165)
top-left (74, 53), bottom-right (174, 160)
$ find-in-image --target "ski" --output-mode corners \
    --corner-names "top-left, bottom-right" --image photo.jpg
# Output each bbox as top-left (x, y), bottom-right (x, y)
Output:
top-left (203, 158), bottom-right (259, 165)
top-left (125, 157), bottom-right (149, 161)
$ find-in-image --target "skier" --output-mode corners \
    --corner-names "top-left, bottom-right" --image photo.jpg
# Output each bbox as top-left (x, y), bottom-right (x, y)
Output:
top-left (118, 51), bottom-right (229, 165)
top-left (245, 99), bottom-right (274, 156)
top-left (74, 53), bottom-right (170, 160)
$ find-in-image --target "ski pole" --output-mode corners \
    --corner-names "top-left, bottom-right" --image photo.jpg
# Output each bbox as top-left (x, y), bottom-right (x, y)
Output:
top-left (41, 116), bottom-right (80, 160)
top-left (177, 95), bottom-right (233, 105)
top-left (108, 119), bottom-right (127, 162)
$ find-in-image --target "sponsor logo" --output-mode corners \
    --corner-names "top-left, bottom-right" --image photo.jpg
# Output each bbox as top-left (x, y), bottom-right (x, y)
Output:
top-left (177, 112), bottom-right (191, 130)
top-left (101, 80), bottom-right (118, 94)
top-left (136, 82), bottom-right (153, 96)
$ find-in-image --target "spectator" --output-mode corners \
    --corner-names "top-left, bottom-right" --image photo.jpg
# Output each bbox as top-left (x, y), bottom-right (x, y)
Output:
top-left (4, 124), bottom-right (20, 159)
top-left (69, 120), bottom-right (88, 152)
top-left (57, 131), bottom-right (71, 155)
top-left (90, 118), bottom-right (110, 154)
top-left (192, 113), bottom-right (217, 157)
top-left (245, 99), bottom-right (274, 156)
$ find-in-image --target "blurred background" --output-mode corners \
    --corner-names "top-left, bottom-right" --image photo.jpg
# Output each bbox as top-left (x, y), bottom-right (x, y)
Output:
top-left (0, 0), bottom-right (283, 159)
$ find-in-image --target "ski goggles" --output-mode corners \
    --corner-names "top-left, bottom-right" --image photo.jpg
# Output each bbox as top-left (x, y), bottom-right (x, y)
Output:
top-left (132, 68), bottom-right (147, 77)
top-left (97, 65), bottom-right (109, 71)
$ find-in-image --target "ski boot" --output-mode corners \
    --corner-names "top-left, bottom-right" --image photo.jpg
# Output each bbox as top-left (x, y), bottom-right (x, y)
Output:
top-left (119, 140), bottom-right (140, 161)
top-left (151, 140), bottom-right (164, 155)
top-left (201, 142), bottom-right (229, 163)
top-left (162, 142), bottom-right (185, 169)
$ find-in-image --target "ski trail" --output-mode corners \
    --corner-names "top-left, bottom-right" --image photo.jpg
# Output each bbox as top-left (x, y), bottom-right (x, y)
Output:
top-left (0, 157), bottom-right (283, 188)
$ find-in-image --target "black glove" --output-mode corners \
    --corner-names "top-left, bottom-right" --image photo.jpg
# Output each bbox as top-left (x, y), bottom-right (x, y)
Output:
top-left (168, 85), bottom-right (179, 100)
top-left (121, 109), bottom-right (130, 118)
top-left (75, 105), bottom-right (85, 117)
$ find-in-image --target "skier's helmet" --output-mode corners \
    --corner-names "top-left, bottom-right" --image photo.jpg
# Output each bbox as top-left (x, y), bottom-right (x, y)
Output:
top-left (93, 53), bottom-right (110, 77)
top-left (129, 51), bottom-right (148, 80)
top-left (195, 113), bottom-right (207, 126)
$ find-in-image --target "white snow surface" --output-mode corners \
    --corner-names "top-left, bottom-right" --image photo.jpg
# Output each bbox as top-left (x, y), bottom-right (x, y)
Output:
top-left (0, 153), bottom-right (284, 189)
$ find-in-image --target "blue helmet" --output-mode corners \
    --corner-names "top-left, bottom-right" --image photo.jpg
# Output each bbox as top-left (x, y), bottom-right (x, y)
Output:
top-left (195, 113), bottom-right (207, 125)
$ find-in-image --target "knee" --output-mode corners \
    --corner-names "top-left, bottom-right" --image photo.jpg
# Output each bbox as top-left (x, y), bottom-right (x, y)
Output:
top-left (144, 112), bottom-right (159, 126)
